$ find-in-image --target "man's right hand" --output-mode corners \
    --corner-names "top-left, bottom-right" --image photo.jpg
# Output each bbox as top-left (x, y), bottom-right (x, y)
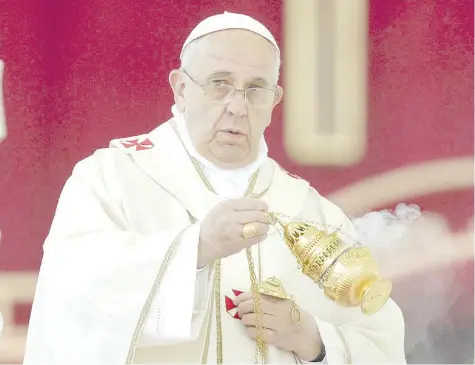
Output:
top-left (197, 198), bottom-right (270, 268)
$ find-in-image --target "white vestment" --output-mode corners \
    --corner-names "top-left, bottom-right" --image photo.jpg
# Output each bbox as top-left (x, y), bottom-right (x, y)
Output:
top-left (23, 120), bottom-right (406, 365)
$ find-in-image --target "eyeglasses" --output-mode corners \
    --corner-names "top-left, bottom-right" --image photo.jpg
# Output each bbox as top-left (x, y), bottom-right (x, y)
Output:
top-left (181, 69), bottom-right (279, 108)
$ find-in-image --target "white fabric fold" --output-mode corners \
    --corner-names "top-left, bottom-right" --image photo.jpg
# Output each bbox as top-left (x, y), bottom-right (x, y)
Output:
top-left (138, 223), bottom-right (212, 346)
top-left (23, 153), bottom-right (212, 364)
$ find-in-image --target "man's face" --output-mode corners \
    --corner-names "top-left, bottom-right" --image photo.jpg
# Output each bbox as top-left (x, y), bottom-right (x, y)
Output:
top-left (169, 29), bottom-right (282, 169)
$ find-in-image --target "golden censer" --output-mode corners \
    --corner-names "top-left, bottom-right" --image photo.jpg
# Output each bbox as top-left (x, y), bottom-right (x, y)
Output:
top-left (266, 212), bottom-right (393, 315)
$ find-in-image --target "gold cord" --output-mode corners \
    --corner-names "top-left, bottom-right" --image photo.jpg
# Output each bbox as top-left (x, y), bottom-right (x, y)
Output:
top-left (169, 121), bottom-right (268, 364)
top-left (190, 156), bottom-right (268, 364)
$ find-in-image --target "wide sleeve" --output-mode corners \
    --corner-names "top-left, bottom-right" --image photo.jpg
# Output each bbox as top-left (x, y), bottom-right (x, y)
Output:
top-left (300, 188), bottom-right (406, 364)
top-left (23, 153), bottom-right (212, 365)
top-left (138, 250), bottom-right (213, 347)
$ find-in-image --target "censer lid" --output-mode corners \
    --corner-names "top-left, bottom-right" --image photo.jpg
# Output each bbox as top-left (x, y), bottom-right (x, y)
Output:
top-left (283, 222), bottom-right (320, 244)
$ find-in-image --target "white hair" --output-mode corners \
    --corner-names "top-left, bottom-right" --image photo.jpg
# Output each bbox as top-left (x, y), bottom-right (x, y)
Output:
top-left (180, 35), bottom-right (281, 83)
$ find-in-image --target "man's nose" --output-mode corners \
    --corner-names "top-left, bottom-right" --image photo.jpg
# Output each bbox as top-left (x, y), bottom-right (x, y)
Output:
top-left (225, 90), bottom-right (248, 117)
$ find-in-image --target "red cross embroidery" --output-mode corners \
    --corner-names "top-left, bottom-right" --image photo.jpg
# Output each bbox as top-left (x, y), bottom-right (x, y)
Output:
top-left (225, 289), bottom-right (244, 320)
top-left (120, 138), bottom-right (154, 151)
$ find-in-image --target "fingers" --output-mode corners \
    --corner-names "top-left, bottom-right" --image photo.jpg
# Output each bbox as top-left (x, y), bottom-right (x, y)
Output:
top-left (237, 296), bottom-right (275, 316)
top-left (229, 222), bottom-right (269, 241)
top-left (234, 210), bottom-right (270, 224)
top-left (234, 291), bottom-right (253, 305)
top-left (241, 313), bottom-right (278, 331)
top-left (240, 222), bottom-right (270, 236)
top-left (238, 297), bottom-right (260, 316)
top-left (246, 326), bottom-right (276, 343)
top-left (241, 233), bottom-right (268, 249)
top-left (227, 198), bottom-right (269, 212)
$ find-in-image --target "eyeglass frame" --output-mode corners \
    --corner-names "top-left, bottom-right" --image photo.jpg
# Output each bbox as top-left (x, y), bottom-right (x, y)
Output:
top-left (180, 68), bottom-right (281, 109)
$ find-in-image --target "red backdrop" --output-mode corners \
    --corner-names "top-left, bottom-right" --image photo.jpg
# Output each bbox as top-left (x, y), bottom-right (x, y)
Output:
top-left (0, 0), bottom-right (473, 362)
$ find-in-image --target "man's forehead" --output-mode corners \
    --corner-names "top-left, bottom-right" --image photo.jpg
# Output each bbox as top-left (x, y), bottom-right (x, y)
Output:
top-left (189, 30), bottom-right (278, 83)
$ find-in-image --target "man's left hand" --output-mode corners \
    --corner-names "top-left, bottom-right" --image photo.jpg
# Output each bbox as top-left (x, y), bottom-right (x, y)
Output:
top-left (235, 291), bottom-right (324, 361)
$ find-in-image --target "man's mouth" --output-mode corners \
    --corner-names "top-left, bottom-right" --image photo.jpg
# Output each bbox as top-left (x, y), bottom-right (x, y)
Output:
top-left (222, 128), bottom-right (244, 136)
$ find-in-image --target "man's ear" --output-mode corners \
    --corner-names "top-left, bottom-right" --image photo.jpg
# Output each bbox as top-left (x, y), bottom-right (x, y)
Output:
top-left (169, 69), bottom-right (186, 112)
top-left (273, 85), bottom-right (283, 106)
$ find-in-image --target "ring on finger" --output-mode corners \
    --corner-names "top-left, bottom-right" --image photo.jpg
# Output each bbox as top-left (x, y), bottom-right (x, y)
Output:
top-left (241, 223), bottom-right (258, 239)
